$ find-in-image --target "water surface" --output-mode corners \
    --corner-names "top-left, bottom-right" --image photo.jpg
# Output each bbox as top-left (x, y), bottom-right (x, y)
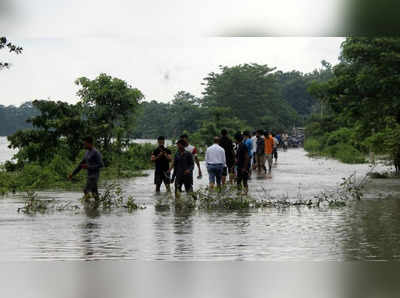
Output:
top-left (1, 139), bottom-right (399, 261)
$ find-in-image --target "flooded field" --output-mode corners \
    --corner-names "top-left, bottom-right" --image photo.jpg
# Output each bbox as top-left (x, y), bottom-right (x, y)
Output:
top-left (1, 138), bottom-right (400, 261)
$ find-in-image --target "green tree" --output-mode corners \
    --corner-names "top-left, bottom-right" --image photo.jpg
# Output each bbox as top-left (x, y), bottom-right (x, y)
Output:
top-left (308, 37), bottom-right (400, 164)
top-left (8, 100), bottom-right (86, 164)
top-left (75, 73), bottom-right (144, 152)
top-left (202, 64), bottom-right (299, 130)
top-left (133, 101), bottom-right (173, 138)
top-left (168, 91), bottom-right (204, 136)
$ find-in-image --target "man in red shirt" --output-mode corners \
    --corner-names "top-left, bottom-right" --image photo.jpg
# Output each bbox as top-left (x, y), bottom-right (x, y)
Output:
top-left (264, 131), bottom-right (274, 176)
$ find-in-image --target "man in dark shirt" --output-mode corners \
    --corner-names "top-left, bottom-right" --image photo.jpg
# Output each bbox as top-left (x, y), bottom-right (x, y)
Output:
top-left (151, 136), bottom-right (172, 193)
top-left (170, 139), bottom-right (194, 193)
top-left (234, 132), bottom-right (250, 194)
top-left (220, 129), bottom-right (235, 185)
top-left (68, 136), bottom-right (104, 199)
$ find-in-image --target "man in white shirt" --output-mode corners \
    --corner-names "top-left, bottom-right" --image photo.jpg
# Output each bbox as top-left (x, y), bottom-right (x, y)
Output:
top-left (205, 136), bottom-right (226, 190)
top-left (251, 131), bottom-right (257, 170)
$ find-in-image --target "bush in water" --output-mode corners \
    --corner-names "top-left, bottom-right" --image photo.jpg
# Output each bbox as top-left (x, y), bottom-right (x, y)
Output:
top-left (0, 143), bottom-right (156, 194)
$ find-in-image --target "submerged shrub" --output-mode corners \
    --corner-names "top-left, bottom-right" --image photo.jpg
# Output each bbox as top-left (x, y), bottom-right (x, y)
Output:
top-left (334, 144), bottom-right (365, 164)
top-left (304, 138), bottom-right (321, 153)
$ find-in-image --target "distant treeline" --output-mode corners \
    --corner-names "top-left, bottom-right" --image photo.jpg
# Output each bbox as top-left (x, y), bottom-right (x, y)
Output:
top-left (132, 63), bottom-right (333, 140)
top-left (0, 102), bottom-right (39, 136)
top-left (2, 63), bottom-right (332, 140)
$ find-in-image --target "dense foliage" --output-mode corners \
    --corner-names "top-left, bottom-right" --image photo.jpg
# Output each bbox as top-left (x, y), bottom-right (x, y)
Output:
top-left (306, 37), bottom-right (400, 165)
top-left (133, 63), bottom-right (332, 143)
top-left (1, 74), bottom-right (152, 193)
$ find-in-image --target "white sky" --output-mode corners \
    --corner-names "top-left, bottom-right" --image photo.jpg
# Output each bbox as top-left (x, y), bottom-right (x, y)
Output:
top-left (0, 0), bottom-right (345, 106)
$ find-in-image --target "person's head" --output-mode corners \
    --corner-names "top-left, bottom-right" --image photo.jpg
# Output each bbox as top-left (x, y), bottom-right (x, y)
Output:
top-left (271, 132), bottom-right (275, 137)
top-left (252, 131), bottom-right (257, 136)
top-left (177, 139), bottom-right (186, 152)
top-left (243, 131), bottom-right (250, 139)
top-left (157, 136), bottom-right (165, 147)
top-left (213, 136), bottom-right (220, 144)
top-left (256, 129), bottom-right (263, 137)
top-left (234, 132), bottom-right (243, 144)
top-left (221, 129), bottom-right (228, 137)
top-left (180, 134), bottom-right (189, 143)
top-left (83, 136), bottom-right (94, 150)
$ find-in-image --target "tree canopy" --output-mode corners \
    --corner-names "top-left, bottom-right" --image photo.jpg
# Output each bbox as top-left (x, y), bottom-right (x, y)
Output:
top-left (306, 37), bottom-right (400, 163)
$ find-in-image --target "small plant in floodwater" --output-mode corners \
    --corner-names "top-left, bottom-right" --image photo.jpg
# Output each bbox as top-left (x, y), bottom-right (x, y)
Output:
top-left (123, 196), bottom-right (139, 212)
top-left (18, 190), bottom-right (53, 214)
top-left (97, 182), bottom-right (124, 210)
top-left (81, 182), bottom-right (144, 212)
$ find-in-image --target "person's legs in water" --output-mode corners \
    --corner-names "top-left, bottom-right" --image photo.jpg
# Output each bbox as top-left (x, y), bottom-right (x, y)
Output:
top-left (84, 177), bottom-right (100, 205)
top-left (229, 167), bottom-right (235, 184)
top-left (163, 171), bottom-right (171, 192)
top-left (222, 166), bottom-right (228, 185)
top-left (215, 165), bottom-right (223, 190)
top-left (273, 148), bottom-right (278, 164)
top-left (155, 171), bottom-right (163, 192)
top-left (236, 168), bottom-right (243, 192)
top-left (174, 176), bottom-right (183, 194)
top-left (207, 164), bottom-right (217, 190)
top-left (183, 174), bottom-right (193, 193)
top-left (236, 169), bottom-right (248, 194)
top-left (242, 172), bottom-right (249, 194)
top-left (266, 154), bottom-right (273, 174)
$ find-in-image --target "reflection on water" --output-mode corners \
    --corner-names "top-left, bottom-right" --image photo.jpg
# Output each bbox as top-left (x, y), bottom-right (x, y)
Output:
top-left (1, 145), bottom-right (400, 261)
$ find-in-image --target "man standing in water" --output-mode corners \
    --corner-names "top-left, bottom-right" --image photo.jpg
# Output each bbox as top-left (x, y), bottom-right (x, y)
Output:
top-left (264, 131), bottom-right (274, 177)
top-left (243, 131), bottom-right (253, 178)
top-left (205, 136), bottom-right (226, 190)
top-left (234, 132), bottom-right (250, 194)
top-left (170, 139), bottom-right (195, 194)
top-left (255, 130), bottom-right (266, 175)
top-left (272, 133), bottom-right (279, 164)
top-left (68, 136), bottom-right (104, 199)
top-left (251, 131), bottom-right (257, 170)
top-left (180, 134), bottom-right (202, 179)
top-left (151, 136), bottom-right (172, 193)
top-left (219, 129), bottom-right (235, 185)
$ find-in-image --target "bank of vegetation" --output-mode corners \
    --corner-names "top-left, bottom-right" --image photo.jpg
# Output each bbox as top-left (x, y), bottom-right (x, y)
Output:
top-left (4, 37), bottom-right (397, 195)
top-left (0, 74), bottom-right (154, 194)
top-left (304, 37), bottom-right (400, 168)
top-left (0, 53), bottom-right (334, 193)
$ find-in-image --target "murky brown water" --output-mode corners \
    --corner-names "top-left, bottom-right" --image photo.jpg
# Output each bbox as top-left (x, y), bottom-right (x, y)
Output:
top-left (1, 139), bottom-right (400, 261)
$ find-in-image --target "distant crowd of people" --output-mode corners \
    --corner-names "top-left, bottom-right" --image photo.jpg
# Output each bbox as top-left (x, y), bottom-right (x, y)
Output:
top-left (151, 130), bottom-right (287, 195)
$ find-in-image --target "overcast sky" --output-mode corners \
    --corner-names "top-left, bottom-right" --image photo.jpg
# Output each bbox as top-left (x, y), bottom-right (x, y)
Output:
top-left (1, 0), bottom-right (345, 106)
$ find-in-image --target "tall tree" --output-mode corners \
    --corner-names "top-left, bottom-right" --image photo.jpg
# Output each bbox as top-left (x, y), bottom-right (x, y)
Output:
top-left (308, 37), bottom-right (400, 161)
top-left (75, 73), bottom-right (144, 152)
top-left (202, 64), bottom-right (299, 129)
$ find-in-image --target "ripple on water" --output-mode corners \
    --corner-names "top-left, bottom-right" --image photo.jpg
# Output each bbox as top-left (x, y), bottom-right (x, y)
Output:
top-left (1, 148), bottom-right (400, 261)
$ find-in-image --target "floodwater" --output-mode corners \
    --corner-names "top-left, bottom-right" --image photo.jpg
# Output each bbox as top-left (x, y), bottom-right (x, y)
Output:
top-left (1, 137), bottom-right (400, 261)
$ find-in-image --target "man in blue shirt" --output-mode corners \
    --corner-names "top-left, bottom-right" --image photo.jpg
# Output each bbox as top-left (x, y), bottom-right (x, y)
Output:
top-left (243, 131), bottom-right (253, 175)
top-left (68, 136), bottom-right (104, 199)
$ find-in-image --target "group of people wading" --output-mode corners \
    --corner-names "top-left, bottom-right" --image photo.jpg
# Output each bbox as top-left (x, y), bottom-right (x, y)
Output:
top-left (152, 130), bottom-right (281, 195)
top-left (67, 131), bottom-right (282, 200)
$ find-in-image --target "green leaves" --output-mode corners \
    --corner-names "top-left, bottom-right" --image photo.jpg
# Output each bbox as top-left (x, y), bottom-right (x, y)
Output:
top-left (306, 37), bottom-right (400, 166)
top-left (0, 36), bottom-right (23, 70)
top-left (76, 73), bottom-right (144, 153)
